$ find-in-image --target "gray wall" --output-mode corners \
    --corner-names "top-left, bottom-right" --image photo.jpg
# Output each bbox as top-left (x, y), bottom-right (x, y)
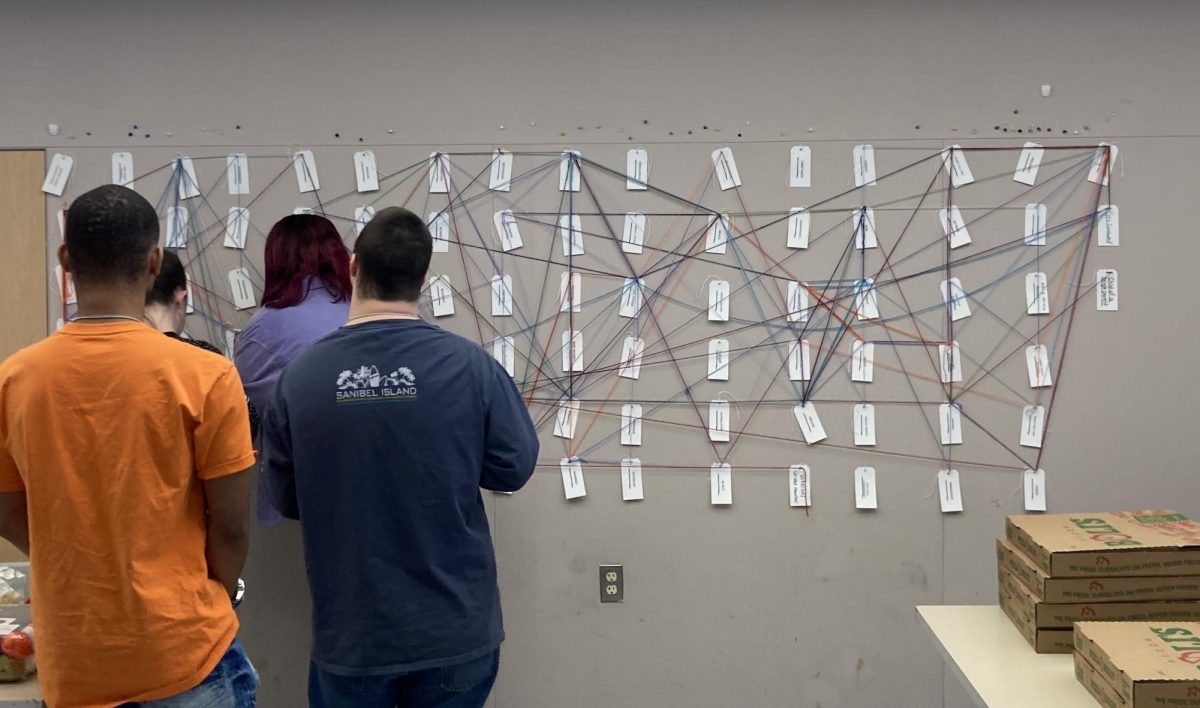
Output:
top-left (3, 1), bottom-right (1199, 706)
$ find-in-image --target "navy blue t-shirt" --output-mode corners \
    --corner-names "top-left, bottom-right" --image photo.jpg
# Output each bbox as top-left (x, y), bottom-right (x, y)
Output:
top-left (262, 319), bottom-right (539, 676)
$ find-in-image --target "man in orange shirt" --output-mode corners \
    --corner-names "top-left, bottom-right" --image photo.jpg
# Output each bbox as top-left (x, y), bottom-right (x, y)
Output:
top-left (0, 185), bottom-right (258, 707)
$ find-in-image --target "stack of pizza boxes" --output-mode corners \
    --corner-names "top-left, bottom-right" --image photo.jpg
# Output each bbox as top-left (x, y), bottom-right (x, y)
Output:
top-left (997, 510), bottom-right (1200, 653)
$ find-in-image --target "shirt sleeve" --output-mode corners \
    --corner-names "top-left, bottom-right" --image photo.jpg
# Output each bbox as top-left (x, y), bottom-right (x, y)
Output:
top-left (480, 363), bottom-right (539, 492)
top-left (0, 446), bottom-right (22, 493)
top-left (261, 373), bottom-right (300, 519)
top-left (194, 366), bottom-right (258, 480)
top-left (0, 388), bottom-right (24, 493)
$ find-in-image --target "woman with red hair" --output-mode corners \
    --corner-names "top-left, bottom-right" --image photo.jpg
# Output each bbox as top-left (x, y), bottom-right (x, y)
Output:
top-left (235, 214), bottom-right (350, 523)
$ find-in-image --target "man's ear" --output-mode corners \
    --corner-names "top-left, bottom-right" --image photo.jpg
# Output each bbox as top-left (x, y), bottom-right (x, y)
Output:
top-left (57, 244), bottom-right (70, 274)
top-left (147, 247), bottom-right (163, 278)
top-left (174, 288), bottom-right (188, 307)
top-left (349, 253), bottom-right (359, 279)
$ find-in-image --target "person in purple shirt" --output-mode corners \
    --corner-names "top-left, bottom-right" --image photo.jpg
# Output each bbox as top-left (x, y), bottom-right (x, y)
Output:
top-left (235, 214), bottom-right (350, 524)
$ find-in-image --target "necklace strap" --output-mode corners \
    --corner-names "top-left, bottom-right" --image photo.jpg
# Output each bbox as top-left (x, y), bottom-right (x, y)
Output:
top-left (70, 315), bottom-right (144, 324)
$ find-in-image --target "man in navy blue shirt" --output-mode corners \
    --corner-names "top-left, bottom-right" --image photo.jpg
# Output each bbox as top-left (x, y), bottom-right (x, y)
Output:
top-left (263, 206), bottom-right (539, 708)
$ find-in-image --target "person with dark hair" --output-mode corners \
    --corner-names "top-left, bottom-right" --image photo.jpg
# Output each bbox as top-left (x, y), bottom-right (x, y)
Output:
top-left (0, 185), bottom-right (258, 706)
top-left (234, 213), bottom-right (350, 524)
top-left (146, 249), bottom-right (261, 439)
top-left (262, 206), bottom-right (539, 708)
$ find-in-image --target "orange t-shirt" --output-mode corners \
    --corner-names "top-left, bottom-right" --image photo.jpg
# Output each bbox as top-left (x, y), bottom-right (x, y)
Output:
top-left (0, 322), bottom-right (257, 708)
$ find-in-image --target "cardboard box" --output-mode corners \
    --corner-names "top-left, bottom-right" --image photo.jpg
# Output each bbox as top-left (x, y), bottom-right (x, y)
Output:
top-left (1007, 511), bottom-right (1200, 577)
top-left (999, 585), bottom-right (1074, 653)
top-left (1000, 567), bottom-right (1200, 629)
top-left (1074, 622), bottom-right (1200, 707)
top-left (1074, 652), bottom-right (1126, 708)
top-left (998, 538), bottom-right (1200, 603)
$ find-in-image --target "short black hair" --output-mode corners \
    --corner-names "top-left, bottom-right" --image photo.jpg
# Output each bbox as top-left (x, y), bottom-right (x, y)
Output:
top-left (65, 184), bottom-right (159, 284)
top-left (353, 207), bottom-right (432, 302)
top-left (146, 249), bottom-right (186, 306)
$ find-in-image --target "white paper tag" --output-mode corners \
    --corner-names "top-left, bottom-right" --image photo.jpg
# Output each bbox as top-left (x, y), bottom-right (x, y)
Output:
top-left (494, 210), bottom-right (523, 252)
top-left (939, 206), bottom-right (971, 249)
top-left (710, 463), bottom-right (733, 505)
top-left (227, 153), bottom-right (250, 196)
top-left (850, 340), bottom-right (875, 383)
top-left (223, 207), bottom-right (250, 250)
top-left (712, 147), bottom-right (742, 190)
top-left (491, 274), bottom-right (514, 317)
top-left (789, 146), bottom-right (812, 188)
top-left (619, 278), bottom-right (644, 318)
top-left (1025, 273), bottom-right (1050, 315)
top-left (788, 339), bottom-right (812, 381)
top-left (228, 268), bottom-right (256, 310)
top-left (428, 211), bottom-right (450, 253)
top-left (621, 458), bottom-right (644, 501)
top-left (708, 400), bottom-right (731, 442)
top-left (559, 150), bottom-right (581, 192)
top-left (939, 402), bottom-right (963, 445)
top-left (1024, 203), bottom-right (1047, 246)
top-left (428, 152), bottom-right (450, 193)
top-left (559, 272), bottom-right (582, 313)
top-left (41, 154), bottom-right (74, 196)
top-left (53, 265), bottom-right (77, 305)
top-left (852, 145), bottom-right (877, 187)
top-left (626, 148), bottom-right (649, 190)
top-left (707, 339), bottom-right (730, 381)
top-left (853, 403), bottom-right (876, 446)
top-left (554, 401), bottom-right (580, 439)
top-left (559, 215), bottom-right (584, 256)
top-left (704, 213), bottom-right (730, 255)
top-left (111, 152), bottom-right (135, 189)
top-left (560, 457), bottom-right (587, 500)
top-left (786, 208), bottom-right (810, 249)
top-left (293, 207), bottom-right (316, 216)
top-left (561, 330), bottom-right (584, 372)
top-left (223, 329), bottom-right (237, 360)
top-left (293, 150), bottom-right (320, 193)
top-left (940, 277), bottom-right (971, 321)
top-left (57, 210), bottom-right (65, 240)
top-left (786, 281), bottom-right (809, 322)
top-left (175, 156), bottom-right (201, 199)
top-left (1097, 205), bottom-right (1119, 247)
top-left (471, 149), bottom-right (504, 193)
top-left (788, 464), bottom-right (812, 507)
top-left (1013, 142), bottom-right (1044, 186)
top-left (1096, 269), bottom-right (1118, 311)
top-left (854, 278), bottom-right (879, 320)
top-left (939, 342), bottom-right (962, 383)
top-left (621, 403), bottom-right (643, 446)
top-left (855, 467), bottom-right (878, 510)
top-left (938, 469), bottom-right (963, 513)
top-left (941, 145), bottom-right (974, 187)
top-left (708, 280), bottom-right (730, 321)
top-left (1088, 143), bottom-right (1118, 186)
top-left (852, 207), bottom-right (877, 249)
top-left (793, 402), bottom-right (827, 444)
top-left (622, 212), bottom-right (646, 254)
top-left (618, 337), bottom-right (644, 380)
top-left (354, 206), bottom-right (376, 235)
top-left (429, 275), bottom-right (455, 317)
top-left (492, 336), bottom-right (516, 377)
top-left (354, 151), bottom-right (379, 193)
top-left (1023, 468), bottom-right (1047, 512)
top-left (1020, 405), bottom-right (1045, 448)
top-left (166, 206), bottom-right (189, 248)
top-left (1026, 344), bottom-right (1053, 388)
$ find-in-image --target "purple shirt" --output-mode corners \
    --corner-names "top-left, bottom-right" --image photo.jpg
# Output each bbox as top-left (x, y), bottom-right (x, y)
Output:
top-left (236, 282), bottom-right (348, 525)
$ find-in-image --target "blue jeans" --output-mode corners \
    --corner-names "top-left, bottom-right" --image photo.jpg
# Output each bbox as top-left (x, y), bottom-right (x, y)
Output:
top-left (309, 650), bottom-right (499, 708)
top-left (130, 638), bottom-right (258, 707)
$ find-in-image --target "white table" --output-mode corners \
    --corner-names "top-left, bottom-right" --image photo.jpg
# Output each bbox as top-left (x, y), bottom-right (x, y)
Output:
top-left (916, 605), bottom-right (1096, 708)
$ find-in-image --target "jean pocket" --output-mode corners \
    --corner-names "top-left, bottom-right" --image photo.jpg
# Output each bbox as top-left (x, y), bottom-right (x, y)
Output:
top-left (140, 678), bottom-right (234, 708)
top-left (438, 651), bottom-right (499, 693)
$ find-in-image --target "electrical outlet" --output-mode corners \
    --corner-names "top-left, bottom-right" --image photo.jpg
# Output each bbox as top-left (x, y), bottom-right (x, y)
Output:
top-left (599, 564), bottom-right (624, 603)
